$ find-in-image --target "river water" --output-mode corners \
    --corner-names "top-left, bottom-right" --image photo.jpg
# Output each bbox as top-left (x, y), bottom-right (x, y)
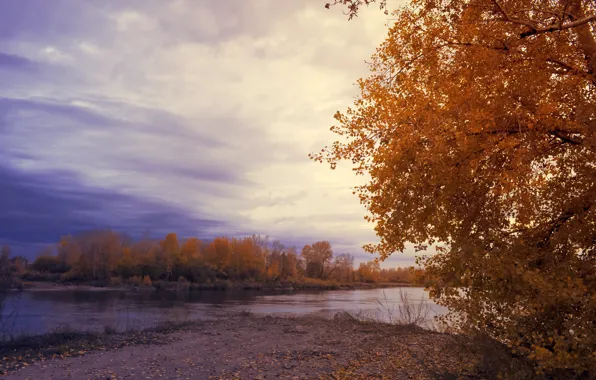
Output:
top-left (1, 287), bottom-right (448, 337)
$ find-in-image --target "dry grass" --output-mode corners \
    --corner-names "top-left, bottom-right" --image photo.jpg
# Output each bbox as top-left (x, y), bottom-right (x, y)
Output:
top-left (379, 288), bottom-right (431, 326)
top-left (343, 289), bottom-right (433, 329)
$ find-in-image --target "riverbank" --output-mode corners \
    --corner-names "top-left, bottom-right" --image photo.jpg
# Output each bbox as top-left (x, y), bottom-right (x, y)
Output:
top-left (21, 279), bottom-right (417, 292)
top-left (0, 311), bottom-right (533, 379)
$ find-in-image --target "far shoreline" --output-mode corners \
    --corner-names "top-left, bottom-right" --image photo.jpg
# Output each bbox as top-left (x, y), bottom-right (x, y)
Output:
top-left (20, 280), bottom-right (422, 292)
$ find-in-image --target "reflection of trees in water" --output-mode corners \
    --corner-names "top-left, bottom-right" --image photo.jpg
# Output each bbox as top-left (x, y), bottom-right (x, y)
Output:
top-left (26, 289), bottom-right (264, 307)
top-left (28, 290), bottom-right (124, 312)
top-left (21, 290), bottom-right (259, 334)
top-left (19, 288), bottom-right (387, 334)
top-left (0, 292), bottom-right (22, 340)
top-left (0, 246), bottom-right (23, 340)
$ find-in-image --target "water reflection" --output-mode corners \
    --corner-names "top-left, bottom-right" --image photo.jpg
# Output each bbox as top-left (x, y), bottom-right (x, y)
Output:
top-left (4, 287), bottom-right (448, 336)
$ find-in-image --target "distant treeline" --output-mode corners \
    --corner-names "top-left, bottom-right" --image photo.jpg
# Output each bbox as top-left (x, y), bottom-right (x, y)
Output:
top-left (1, 230), bottom-right (425, 287)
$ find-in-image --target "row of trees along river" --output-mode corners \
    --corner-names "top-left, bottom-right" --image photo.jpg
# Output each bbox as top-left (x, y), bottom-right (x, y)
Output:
top-left (0, 231), bottom-right (425, 288)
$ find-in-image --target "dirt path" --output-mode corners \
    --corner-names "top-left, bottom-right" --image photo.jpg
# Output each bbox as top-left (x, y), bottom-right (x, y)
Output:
top-left (2, 313), bottom-right (479, 380)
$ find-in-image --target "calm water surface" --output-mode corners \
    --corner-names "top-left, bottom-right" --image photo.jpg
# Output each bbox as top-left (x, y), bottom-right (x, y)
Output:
top-left (2, 287), bottom-right (448, 337)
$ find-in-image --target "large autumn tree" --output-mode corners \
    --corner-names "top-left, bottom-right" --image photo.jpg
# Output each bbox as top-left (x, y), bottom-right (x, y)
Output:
top-left (316, 0), bottom-right (596, 373)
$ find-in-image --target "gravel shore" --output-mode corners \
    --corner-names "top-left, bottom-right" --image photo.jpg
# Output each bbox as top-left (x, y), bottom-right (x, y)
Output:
top-left (2, 312), bottom-right (484, 379)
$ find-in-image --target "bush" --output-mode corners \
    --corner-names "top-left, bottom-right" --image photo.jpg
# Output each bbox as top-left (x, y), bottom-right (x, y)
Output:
top-left (59, 270), bottom-right (87, 283)
top-left (177, 276), bottom-right (188, 283)
top-left (142, 275), bottom-right (152, 287)
top-left (128, 275), bottom-right (142, 286)
top-left (299, 277), bottom-right (339, 289)
top-left (176, 276), bottom-right (190, 291)
top-left (31, 255), bottom-right (67, 273)
top-left (21, 271), bottom-right (61, 282)
top-left (108, 277), bottom-right (123, 287)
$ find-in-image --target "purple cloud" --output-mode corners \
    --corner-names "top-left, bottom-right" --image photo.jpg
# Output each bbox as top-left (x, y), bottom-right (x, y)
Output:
top-left (0, 0), bottom-right (108, 41)
top-left (0, 162), bottom-right (227, 257)
top-left (0, 97), bottom-right (231, 148)
top-left (0, 52), bottom-right (37, 71)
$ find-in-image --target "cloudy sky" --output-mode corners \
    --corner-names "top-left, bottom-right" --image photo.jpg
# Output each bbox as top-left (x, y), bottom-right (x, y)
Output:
top-left (0, 0), bottom-right (415, 265)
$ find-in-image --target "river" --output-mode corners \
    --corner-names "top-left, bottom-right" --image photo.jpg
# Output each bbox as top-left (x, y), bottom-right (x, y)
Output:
top-left (0, 287), bottom-right (448, 338)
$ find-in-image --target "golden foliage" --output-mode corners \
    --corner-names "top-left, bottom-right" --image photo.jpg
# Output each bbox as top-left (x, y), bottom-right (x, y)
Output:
top-left (28, 231), bottom-right (420, 286)
top-left (357, 260), bottom-right (381, 283)
top-left (317, 0), bottom-right (596, 374)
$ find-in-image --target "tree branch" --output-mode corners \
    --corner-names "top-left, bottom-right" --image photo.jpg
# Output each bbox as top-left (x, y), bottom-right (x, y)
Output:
top-left (551, 130), bottom-right (583, 145)
top-left (492, 0), bottom-right (537, 30)
top-left (547, 58), bottom-right (587, 76)
top-left (520, 14), bottom-right (596, 38)
top-left (324, 0), bottom-right (387, 20)
top-left (492, 0), bottom-right (596, 39)
top-left (446, 40), bottom-right (510, 51)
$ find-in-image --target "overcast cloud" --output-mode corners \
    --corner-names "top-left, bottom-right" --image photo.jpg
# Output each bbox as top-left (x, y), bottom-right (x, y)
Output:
top-left (0, 0), bottom-right (417, 265)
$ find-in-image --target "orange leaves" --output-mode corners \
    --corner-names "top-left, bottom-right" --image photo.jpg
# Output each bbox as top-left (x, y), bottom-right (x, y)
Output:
top-left (315, 0), bottom-right (596, 374)
top-left (356, 261), bottom-right (381, 283)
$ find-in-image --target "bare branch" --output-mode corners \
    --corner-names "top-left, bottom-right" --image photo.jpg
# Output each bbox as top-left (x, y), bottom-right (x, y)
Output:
top-left (492, 0), bottom-right (537, 30)
top-left (324, 0), bottom-right (387, 20)
top-left (551, 130), bottom-right (583, 145)
top-left (520, 14), bottom-right (596, 37)
top-left (546, 58), bottom-right (596, 83)
top-left (446, 40), bottom-right (509, 51)
top-left (491, 0), bottom-right (596, 39)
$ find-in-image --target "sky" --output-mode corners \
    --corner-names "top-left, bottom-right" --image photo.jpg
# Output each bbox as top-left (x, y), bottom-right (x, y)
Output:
top-left (0, 0), bottom-right (416, 266)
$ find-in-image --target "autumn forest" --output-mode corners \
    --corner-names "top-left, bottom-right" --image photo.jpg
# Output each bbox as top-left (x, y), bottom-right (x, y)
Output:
top-left (1, 231), bottom-right (423, 288)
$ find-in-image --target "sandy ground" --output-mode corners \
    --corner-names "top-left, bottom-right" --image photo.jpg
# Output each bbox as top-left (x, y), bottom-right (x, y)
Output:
top-left (2, 312), bottom-right (479, 380)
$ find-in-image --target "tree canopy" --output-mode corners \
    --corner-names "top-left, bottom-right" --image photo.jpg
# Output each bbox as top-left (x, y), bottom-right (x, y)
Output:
top-left (316, 0), bottom-right (596, 374)
top-left (20, 230), bottom-right (422, 287)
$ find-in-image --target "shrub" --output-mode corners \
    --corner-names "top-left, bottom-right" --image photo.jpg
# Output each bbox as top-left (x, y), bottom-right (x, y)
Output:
top-left (59, 270), bottom-right (87, 283)
top-left (21, 271), bottom-right (61, 282)
top-left (128, 275), bottom-right (142, 286)
top-left (176, 276), bottom-right (190, 291)
top-left (31, 255), bottom-right (67, 273)
top-left (142, 275), bottom-right (152, 287)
